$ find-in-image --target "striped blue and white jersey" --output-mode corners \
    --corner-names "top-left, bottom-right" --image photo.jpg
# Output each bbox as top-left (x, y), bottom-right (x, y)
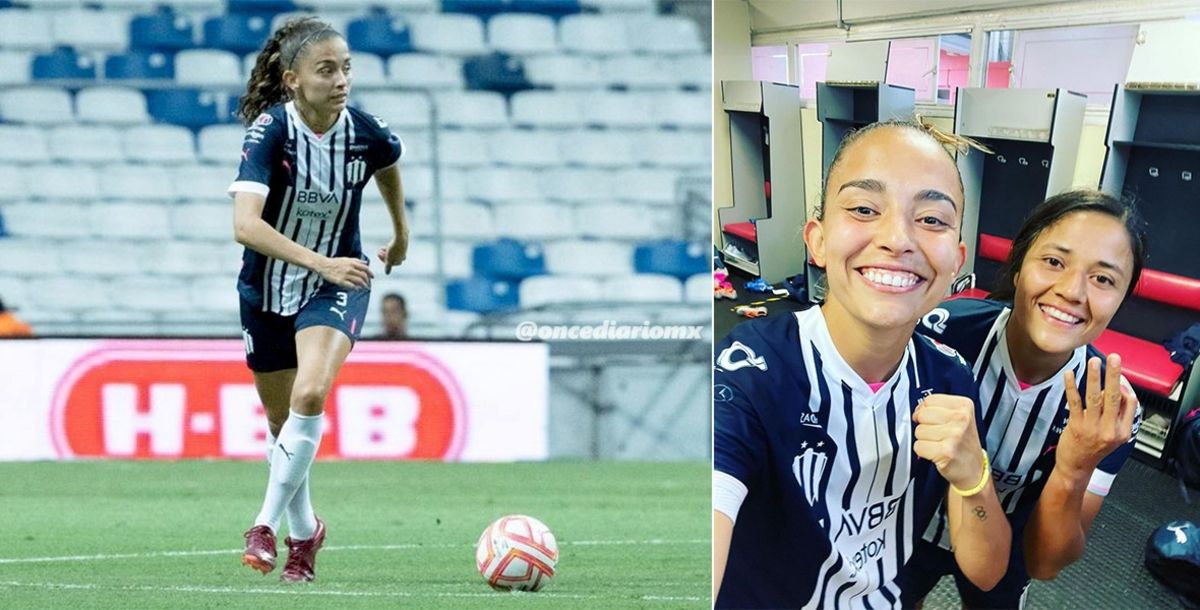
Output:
top-left (714, 306), bottom-right (983, 610)
top-left (914, 298), bottom-right (1141, 548)
top-left (228, 101), bottom-right (404, 315)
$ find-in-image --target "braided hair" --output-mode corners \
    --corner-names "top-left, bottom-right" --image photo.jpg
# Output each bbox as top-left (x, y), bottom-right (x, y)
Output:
top-left (236, 17), bottom-right (341, 126)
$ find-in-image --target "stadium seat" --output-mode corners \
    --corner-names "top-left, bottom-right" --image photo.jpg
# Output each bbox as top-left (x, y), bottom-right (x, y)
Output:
top-left (410, 14), bottom-right (486, 56)
top-left (203, 15), bottom-right (270, 54)
top-left (109, 276), bottom-right (192, 312)
top-left (228, 0), bottom-right (297, 15)
top-left (171, 202), bottom-right (231, 239)
top-left (268, 12), bottom-right (350, 36)
top-left (0, 203), bottom-right (90, 238)
top-left (435, 92), bottom-right (507, 128)
top-left (60, 240), bottom-right (147, 275)
top-left (487, 14), bottom-right (557, 56)
top-left (105, 50), bottom-right (174, 80)
top-left (0, 164), bottom-right (26, 200)
top-left (670, 54), bottom-right (709, 89)
top-left (350, 51), bottom-right (387, 88)
top-left (546, 240), bottom-right (634, 275)
top-left (575, 203), bottom-right (673, 240)
top-left (0, 86), bottom-right (72, 124)
top-left (346, 15), bottom-right (413, 57)
top-left (356, 91), bottom-right (431, 130)
top-left (0, 10), bottom-right (53, 51)
top-left (601, 273), bottom-right (683, 302)
top-left (146, 89), bottom-right (225, 128)
top-left (513, 0), bottom-right (581, 16)
top-left (175, 49), bottom-right (242, 86)
top-left (463, 54), bottom-right (535, 94)
top-left (634, 240), bottom-right (708, 279)
top-left (632, 130), bottom-right (709, 168)
top-left (510, 91), bottom-right (582, 128)
top-left (580, 0), bottom-right (653, 11)
top-left (151, 240), bottom-right (241, 276)
top-left (466, 167), bottom-right (541, 202)
top-left (76, 86), bottom-right (149, 124)
top-left (28, 164), bottom-right (98, 200)
top-left (599, 55), bottom-right (667, 89)
top-left (27, 276), bottom-right (109, 310)
top-left (0, 238), bottom-right (63, 275)
top-left (48, 125), bottom-right (125, 163)
top-left (560, 130), bottom-right (635, 168)
top-left (523, 55), bottom-right (602, 89)
top-left (472, 238), bottom-right (546, 281)
top-left (0, 125), bottom-right (49, 162)
top-left (0, 277), bottom-right (29, 310)
top-left (613, 168), bottom-right (677, 204)
top-left (189, 276), bottom-right (241, 313)
top-left (170, 165), bottom-right (235, 202)
top-left (89, 201), bottom-right (171, 239)
top-left (0, 51), bottom-right (32, 84)
top-left (653, 92), bottom-right (709, 128)
top-left (52, 10), bottom-right (130, 51)
top-left (683, 272), bottom-right (709, 304)
top-left (123, 125), bottom-right (196, 164)
top-left (445, 276), bottom-right (518, 314)
top-left (519, 275), bottom-right (601, 307)
top-left (31, 46), bottom-right (96, 80)
top-left (19, 0), bottom-right (80, 9)
top-left (99, 165), bottom-right (173, 201)
top-left (438, 130), bottom-right (490, 167)
top-left (492, 203), bottom-right (574, 239)
top-left (540, 168), bottom-right (615, 202)
top-left (627, 15), bottom-right (702, 54)
top-left (130, 10), bottom-right (197, 52)
top-left (441, 203), bottom-right (495, 239)
top-left (558, 15), bottom-right (629, 55)
top-left (198, 124), bottom-right (246, 163)
top-left (487, 130), bottom-right (560, 168)
top-left (387, 53), bottom-right (463, 89)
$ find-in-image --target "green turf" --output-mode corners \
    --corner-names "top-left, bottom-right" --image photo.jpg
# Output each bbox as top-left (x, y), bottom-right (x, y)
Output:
top-left (0, 460), bottom-right (710, 609)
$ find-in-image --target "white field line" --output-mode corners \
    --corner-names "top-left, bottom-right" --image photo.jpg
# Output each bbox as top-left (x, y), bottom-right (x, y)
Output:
top-left (0, 538), bottom-right (709, 565)
top-left (0, 581), bottom-right (705, 602)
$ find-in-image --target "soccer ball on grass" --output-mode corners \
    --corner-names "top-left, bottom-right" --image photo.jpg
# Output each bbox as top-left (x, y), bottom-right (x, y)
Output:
top-left (475, 514), bottom-right (558, 592)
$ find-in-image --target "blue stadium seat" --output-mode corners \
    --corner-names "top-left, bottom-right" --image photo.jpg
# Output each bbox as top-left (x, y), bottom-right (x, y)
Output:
top-left (130, 10), bottom-right (197, 52)
top-left (203, 15), bottom-right (271, 54)
top-left (445, 277), bottom-right (518, 314)
top-left (346, 16), bottom-right (413, 57)
top-left (462, 54), bottom-right (534, 94)
top-left (31, 47), bottom-right (96, 80)
top-left (442, 0), bottom-right (580, 17)
top-left (105, 51), bottom-right (174, 80)
top-left (473, 238), bottom-right (546, 281)
top-left (146, 89), bottom-right (225, 128)
top-left (513, 0), bottom-right (581, 16)
top-left (228, 0), bottom-right (298, 15)
top-left (634, 240), bottom-right (708, 280)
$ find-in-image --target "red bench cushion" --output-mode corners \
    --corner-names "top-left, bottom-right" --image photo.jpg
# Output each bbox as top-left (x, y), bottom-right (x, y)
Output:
top-left (724, 221), bottom-right (757, 243)
top-left (1092, 329), bottom-right (1182, 396)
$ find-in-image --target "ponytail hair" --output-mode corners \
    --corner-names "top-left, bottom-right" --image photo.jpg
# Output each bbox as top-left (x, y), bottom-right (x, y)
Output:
top-left (236, 16), bottom-right (341, 126)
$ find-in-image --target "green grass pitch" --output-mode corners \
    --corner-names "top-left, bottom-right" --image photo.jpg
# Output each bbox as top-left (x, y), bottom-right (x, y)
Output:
top-left (0, 460), bottom-right (710, 609)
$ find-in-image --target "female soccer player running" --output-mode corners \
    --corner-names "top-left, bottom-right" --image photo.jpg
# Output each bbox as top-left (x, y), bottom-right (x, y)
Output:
top-left (903, 190), bottom-right (1145, 608)
top-left (713, 121), bottom-right (1011, 609)
top-left (229, 17), bottom-right (410, 582)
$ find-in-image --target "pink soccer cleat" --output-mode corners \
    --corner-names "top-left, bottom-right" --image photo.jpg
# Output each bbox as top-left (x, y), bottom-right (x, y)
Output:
top-left (242, 525), bottom-right (277, 575)
top-left (281, 518), bottom-right (327, 582)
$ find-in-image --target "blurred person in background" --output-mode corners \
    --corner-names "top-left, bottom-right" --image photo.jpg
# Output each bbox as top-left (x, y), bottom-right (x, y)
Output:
top-left (380, 292), bottom-right (408, 339)
top-left (0, 297), bottom-right (33, 337)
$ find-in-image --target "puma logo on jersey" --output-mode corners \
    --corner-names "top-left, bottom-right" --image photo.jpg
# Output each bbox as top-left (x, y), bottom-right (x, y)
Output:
top-left (330, 307), bottom-right (347, 321)
top-left (716, 341), bottom-right (767, 372)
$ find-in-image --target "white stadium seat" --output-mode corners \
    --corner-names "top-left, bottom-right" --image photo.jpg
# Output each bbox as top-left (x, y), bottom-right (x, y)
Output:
top-left (109, 276), bottom-right (192, 312)
top-left (350, 51), bottom-right (387, 88)
top-left (599, 56), bottom-right (668, 89)
top-left (613, 168), bottom-right (678, 204)
top-left (124, 125), bottom-right (196, 165)
top-left (627, 15), bottom-right (703, 54)
top-left (435, 92), bottom-right (506, 129)
top-left (198, 124), bottom-right (246, 163)
top-left (519, 275), bottom-right (601, 308)
top-left (440, 202), bottom-right (494, 239)
top-left (189, 276), bottom-right (241, 314)
top-left (171, 165), bottom-right (235, 202)
top-left (574, 203), bottom-right (674, 240)
top-left (582, 92), bottom-right (657, 128)
top-left (632, 130), bottom-right (709, 169)
top-left (601, 274), bottom-right (683, 302)
top-left (581, 0), bottom-right (655, 12)
top-left (653, 92), bottom-right (710, 128)
top-left (270, 12), bottom-right (350, 36)
top-left (488, 14), bottom-right (557, 56)
top-left (0, 238), bottom-right (63, 275)
top-left (671, 54), bottom-right (710, 89)
top-left (357, 198), bottom-right (399, 244)
top-left (356, 92), bottom-right (432, 130)
top-left (684, 273), bottom-right (709, 304)
top-left (465, 168), bottom-right (540, 202)
top-left (0, 126), bottom-right (47, 163)
top-left (510, 91), bottom-right (582, 128)
top-left (171, 202), bottom-right (233, 240)
top-left (559, 130), bottom-right (635, 168)
top-left (60, 240), bottom-right (147, 276)
top-left (0, 87), bottom-right (73, 124)
top-left (387, 54), bottom-right (464, 89)
top-left (0, 51), bottom-right (32, 85)
top-left (487, 130), bottom-right (560, 168)
top-left (98, 165), bottom-right (173, 201)
top-left (76, 86), bottom-right (150, 125)
top-left (27, 276), bottom-right (110, 311)
top-left (148, 240), bottom-right (242, 276)
top-left (0, 10), bottom-right (54, 51)
top-left (540, 168), bottom-right (616, 203)
top-left (28, 164), bottom-right (98, 200)
top-left (52, 10), bottom-right (130, 51)
top-left (0, 276), bottom-right (29, 310)
top-left (0, 202), bottom-right (91, 238)
top-left (558, 15), bottom-right (630, 56)
top-left (48, 125), bottom-right (125, 163)
top-left (438, 130), bottom-right (490, 167)
top-left (89, 202), bottom-right (171, 238)
top-left (545, 240), bottom-right (633, 275)
top-left (410, 14), bottom-right (486, 56)
top-left (0, 164), bottom-right (26, 200)
top-left (175, 49), bottom-right (242, 87)
top-left (523, 56), bottom-right (602, 89)
top-left (492, 203), bottom-right (574, 240)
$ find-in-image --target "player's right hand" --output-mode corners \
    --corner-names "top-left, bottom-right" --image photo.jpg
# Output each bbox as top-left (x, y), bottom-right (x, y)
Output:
top-left (913, 393), bottom-right (987, 492)
top-left (318, 256), bottom-right (373, 289)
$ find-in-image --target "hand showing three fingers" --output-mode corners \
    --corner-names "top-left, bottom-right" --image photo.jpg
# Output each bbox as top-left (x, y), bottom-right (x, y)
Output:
top-left (1058, 354), bottom-right (1138, 476)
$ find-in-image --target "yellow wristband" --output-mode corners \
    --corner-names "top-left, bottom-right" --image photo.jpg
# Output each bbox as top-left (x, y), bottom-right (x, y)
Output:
top-left (951, 449), bottom-right (991, 497)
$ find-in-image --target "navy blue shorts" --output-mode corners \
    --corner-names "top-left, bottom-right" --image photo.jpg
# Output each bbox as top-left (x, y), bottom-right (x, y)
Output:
top-left (239, 282), bottom-right (371, 373)
top-left (900, 537), bottom-right (1031, 609)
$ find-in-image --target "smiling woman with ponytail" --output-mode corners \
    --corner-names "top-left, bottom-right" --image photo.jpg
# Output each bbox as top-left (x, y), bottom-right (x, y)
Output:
top-left (227, 16), bottom-right (411, 584)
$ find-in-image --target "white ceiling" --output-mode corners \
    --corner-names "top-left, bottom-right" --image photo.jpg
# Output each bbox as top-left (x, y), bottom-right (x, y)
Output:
top-left (746, 0), bottom-right (1070, 32)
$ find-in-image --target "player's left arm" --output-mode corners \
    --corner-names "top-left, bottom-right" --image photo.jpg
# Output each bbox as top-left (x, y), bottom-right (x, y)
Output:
top-left (372, 163), bottom-right (408, 274)
top-left (1023, 356), bottom-right (1139, 580)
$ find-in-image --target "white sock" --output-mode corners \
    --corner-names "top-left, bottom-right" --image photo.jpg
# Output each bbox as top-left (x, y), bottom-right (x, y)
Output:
top-left (254, 411), bottom-right (323, 533)
top-left (266, 430), bottom-right (317, 540)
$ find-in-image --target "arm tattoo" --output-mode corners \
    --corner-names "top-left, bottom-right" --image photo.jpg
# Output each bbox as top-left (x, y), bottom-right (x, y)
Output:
top-left (973, 505), bottom-right (987, 521)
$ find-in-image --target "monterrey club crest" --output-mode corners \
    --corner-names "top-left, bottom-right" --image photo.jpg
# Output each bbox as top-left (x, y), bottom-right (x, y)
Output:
top-left (346, 157), bottom-right (367, 185)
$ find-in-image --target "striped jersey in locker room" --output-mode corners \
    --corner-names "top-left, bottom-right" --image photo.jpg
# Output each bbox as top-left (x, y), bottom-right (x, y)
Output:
top-left (228, 100), bottom-right (404, 315)
top-left (714, 306), bottom-right (983, 609)
top-left (914, 298), bottom-right (1140, 549)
